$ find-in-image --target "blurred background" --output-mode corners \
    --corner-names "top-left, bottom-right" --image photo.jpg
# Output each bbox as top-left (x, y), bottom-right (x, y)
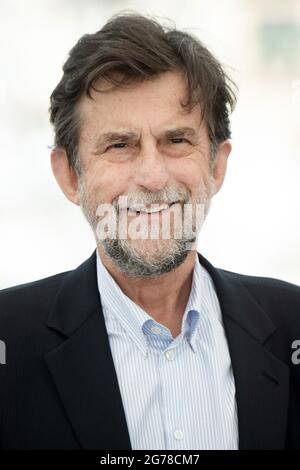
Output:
top-left (0, 0), bottom-right (299, 288)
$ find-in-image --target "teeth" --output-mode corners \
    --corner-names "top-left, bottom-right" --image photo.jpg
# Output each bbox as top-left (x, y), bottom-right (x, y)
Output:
top-left (141, 204), bottom-right (169, 213)
top-left (128, 203), bottom-right (171, 213)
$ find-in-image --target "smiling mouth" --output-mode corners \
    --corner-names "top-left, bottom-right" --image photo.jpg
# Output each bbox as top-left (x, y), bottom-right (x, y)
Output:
top-left (127, 202), bottom-right (179, 215)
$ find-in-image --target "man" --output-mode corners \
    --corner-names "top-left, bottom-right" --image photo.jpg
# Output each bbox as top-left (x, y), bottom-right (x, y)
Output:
top-left (0, 13), bottom-right (299, 450)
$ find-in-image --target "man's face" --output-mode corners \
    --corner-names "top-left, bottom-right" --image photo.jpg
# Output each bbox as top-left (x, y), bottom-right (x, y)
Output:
top-left (76, 71), bottom-right (217, 276)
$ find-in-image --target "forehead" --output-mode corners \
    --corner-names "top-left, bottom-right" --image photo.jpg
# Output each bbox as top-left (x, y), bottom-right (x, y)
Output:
top-left (77, 71), bottom-right (203, 136)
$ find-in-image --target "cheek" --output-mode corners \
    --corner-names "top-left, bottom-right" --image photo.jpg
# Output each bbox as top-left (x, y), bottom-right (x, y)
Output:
top-left (85, 161), bottom-right (131, 203)
top-left (172, 158), bottom-right (208, 191)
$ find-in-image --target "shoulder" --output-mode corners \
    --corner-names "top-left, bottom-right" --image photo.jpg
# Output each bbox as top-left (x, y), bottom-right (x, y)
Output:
top-left (0, 271), bottom-right (70, 332)
top-left (219, 267), bottom-right (300, 329)
top-left (220, 267), bottom-right (300, 296)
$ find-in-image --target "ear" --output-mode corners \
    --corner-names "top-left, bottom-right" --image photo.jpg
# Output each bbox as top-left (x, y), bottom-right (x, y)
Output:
top-left (50, 148), bottom-right (80, 205)
top-left (211, 139), bottom-right (232, 195)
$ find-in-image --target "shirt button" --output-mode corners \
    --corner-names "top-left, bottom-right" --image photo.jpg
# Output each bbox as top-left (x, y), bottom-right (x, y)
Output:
top-left (174, 429), bottom-right (184, 440)
top-left (165, 350), bottom-right (174, 361)
top-left (151, 326), bottom-right (162, 335)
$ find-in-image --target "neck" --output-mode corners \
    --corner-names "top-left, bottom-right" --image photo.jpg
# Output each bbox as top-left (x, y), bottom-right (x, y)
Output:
top-left (97, 245), bottom-right (197, 337)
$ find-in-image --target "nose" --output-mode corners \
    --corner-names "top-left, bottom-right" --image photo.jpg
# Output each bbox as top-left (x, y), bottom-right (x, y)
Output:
top-left (133, 143), bottom-right (169, 192)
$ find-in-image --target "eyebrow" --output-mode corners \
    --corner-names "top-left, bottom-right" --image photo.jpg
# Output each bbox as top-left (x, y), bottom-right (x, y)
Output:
top-left (164, 127), bottom-right (198, 139)
top-left (93, 127), bottom-right (198, 151)
top-left (94, 131), bottom-right (138, 150)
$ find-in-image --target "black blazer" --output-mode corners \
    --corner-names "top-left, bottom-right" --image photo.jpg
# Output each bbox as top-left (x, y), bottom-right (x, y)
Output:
top-left (0, 250), bottom-right (299, 449)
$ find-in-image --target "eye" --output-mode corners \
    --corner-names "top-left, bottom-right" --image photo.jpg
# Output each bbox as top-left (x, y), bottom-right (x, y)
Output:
top-left (103, 142), bottom-right (129, 153)
top-left (170, 138), bottom-right (189, 144)
top-left (108, 143), bottom-right (127, 150)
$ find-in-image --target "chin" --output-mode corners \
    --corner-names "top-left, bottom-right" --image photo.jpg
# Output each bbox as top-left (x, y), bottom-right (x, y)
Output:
top-left (128, 238), bottom-right (178, 257)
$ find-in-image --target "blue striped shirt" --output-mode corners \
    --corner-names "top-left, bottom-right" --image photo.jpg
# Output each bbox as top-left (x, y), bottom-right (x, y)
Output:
top-left (96, 251), bottom-right (238, 450)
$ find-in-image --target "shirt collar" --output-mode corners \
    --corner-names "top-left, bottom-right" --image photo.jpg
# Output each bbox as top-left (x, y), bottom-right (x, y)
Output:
top-left (96, 250), bottom-right (213, 356)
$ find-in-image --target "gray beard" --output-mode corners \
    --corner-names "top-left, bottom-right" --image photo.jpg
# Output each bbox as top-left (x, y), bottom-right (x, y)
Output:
top-left (78, 177), bottom-right (214, 278)
top-left (100, 236), bottom-right (194, 278)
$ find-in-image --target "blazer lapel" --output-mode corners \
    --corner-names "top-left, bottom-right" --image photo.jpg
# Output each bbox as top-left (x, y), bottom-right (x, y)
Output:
top-left (44, 251), bottom-right (132, 450)
top-left (198, 253), bottom-right (290, 449)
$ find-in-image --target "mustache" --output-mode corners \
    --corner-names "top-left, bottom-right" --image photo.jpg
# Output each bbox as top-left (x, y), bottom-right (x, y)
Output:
top-left (113, 186), bottom-right (191, 211)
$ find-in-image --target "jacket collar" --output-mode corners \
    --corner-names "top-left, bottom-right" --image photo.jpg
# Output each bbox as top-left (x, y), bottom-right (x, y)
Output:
top-left (45, 249), bottom-right (289, 449)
